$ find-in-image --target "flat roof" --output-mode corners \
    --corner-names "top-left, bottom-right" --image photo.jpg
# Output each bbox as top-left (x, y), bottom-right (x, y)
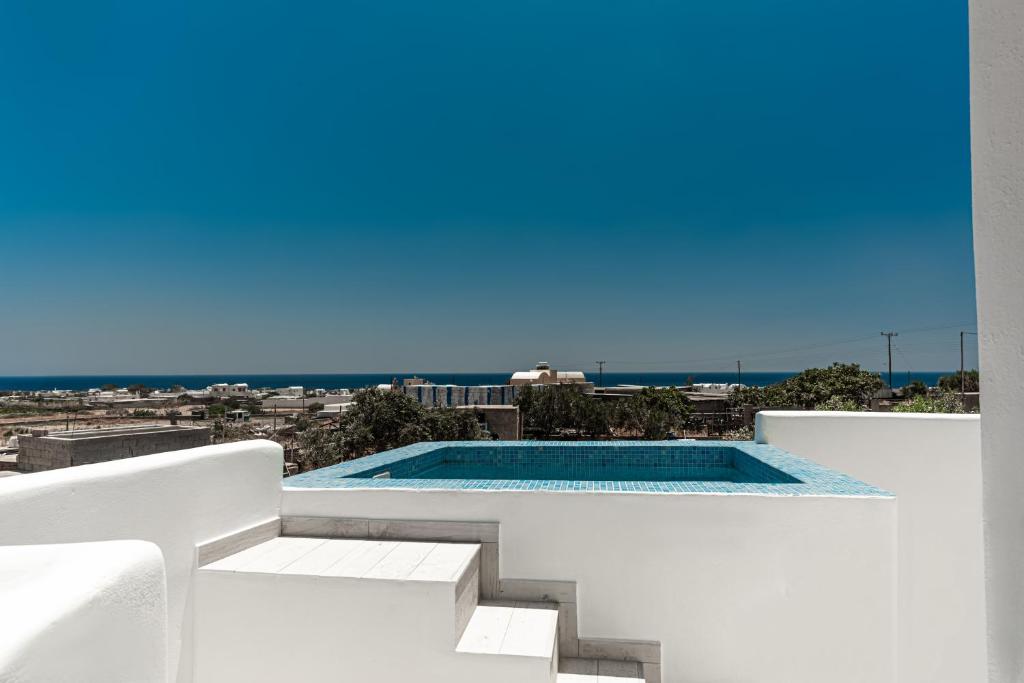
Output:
top-left (32, 425), bottom-right (207, 441)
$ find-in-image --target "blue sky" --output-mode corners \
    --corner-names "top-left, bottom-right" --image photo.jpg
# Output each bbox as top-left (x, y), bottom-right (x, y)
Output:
top-left (0, 0), bottom-right (976, 375)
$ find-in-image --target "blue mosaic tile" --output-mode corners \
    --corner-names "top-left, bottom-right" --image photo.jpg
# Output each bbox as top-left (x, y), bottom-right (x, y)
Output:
top-left (283, 441), bottom-right (893, 498)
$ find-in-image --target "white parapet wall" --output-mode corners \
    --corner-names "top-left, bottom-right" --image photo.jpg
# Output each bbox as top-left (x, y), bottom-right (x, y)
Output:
top-left (282, 483), bottom-right (897, 683)
top-left (756, 411), bottom-right (986, 683)
top-left (969, 0), bottom-right (1024, 678)
top-left (0, 440), bottom-right (284, 683)
top-left (0, 540), bottom-right (168, 683)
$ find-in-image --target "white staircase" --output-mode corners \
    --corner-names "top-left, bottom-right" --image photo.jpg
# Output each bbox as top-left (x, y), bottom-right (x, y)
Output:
top-left (194, 536), bottom-right (558, 683)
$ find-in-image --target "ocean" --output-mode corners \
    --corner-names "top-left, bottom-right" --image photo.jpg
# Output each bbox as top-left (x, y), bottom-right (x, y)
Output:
top-left (0, 371), bottom-right (950, 392)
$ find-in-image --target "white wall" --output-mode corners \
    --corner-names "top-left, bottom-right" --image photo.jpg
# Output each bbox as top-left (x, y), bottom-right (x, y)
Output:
top-left (756, 411), bottom-right (986, 683)
top-left (282, 486), bottom-right (896, 683)
top-left (0, 541), bottom-right (168, 683)
top-left (0, 440), bottom-right (283, 683)
top-left (969, 1), bottom-right (1024, 680)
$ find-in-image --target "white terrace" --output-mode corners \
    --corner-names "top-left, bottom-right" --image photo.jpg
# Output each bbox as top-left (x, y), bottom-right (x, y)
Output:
top-left (1, 1), bottom-right (1022, 679)
top-left (0, 412), bottom-right (985, 683)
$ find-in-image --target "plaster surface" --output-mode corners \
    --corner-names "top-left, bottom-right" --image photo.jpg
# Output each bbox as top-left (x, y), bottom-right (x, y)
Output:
top-left (969, 0), bottom-right (1024, 679)
top-left (757, 411), bottom-right (986, 683)
top-left (0, 540), bottom-right (167, 683)
top-left (0, 440), bottom-right (283, 683)
top-left (282, 483), bottom-right (897, 683)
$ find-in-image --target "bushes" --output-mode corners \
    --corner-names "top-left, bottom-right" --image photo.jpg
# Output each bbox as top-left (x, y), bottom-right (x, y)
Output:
top-left (731, 363), bottom-right (884, 410)
top-left (938, 370), bottom-right (979, 393)
top-left (892, 392), bottom-right (970, 414)
top-left (813, 395), bottom-right (863, 411)
top-left (517, 385), bottom-right (691, 439)
top-left (336, 388), bottom-right (485, 459)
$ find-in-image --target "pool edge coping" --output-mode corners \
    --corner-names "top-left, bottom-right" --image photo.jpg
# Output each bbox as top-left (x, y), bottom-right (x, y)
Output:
top-left (283, 440), bottom-right (894, 498)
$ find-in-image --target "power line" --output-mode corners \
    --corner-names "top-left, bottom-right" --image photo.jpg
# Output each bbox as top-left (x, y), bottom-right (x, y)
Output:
top-left (592, 323), bottom-right (976, 369)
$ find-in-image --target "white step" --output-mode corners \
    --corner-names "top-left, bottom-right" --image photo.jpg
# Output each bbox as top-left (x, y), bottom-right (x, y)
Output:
top-left (558, 657), bottom-right (645, 683)
top-left (457, 600), bottom-right (559, 660)
top-left (196, 536), bottom-right (486, 683)
top-left (201, 536), bottom-right (478, 584)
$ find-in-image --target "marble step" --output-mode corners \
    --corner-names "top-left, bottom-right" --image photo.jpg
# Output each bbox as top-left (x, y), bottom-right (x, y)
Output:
top-left (200, 535), bottom-right (479, 585)
top-left (456, 600), bottom-right (559, 660)
top-left (558, 657), bottom-right (648, 683)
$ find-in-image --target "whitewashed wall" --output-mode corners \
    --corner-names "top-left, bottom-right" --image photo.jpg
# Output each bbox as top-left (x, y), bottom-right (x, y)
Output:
top-left (282, 486), bottom-right (897, 683)
top-left (756, 411), bottom-right (986, 683)
top-left (0, 440), bottom-right (283, 683)
top-left (969, 0), bottom-right (1024, 680)
top-left (0, 541), bottom-right (168, 683)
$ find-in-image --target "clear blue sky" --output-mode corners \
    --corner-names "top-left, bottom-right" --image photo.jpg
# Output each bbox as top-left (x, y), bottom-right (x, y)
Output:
top-left (0, 0), bottom-right (976, 375)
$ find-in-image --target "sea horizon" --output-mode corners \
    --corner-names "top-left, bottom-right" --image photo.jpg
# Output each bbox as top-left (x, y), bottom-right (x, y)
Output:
top-left (0, 370), bottom-right (955, 392)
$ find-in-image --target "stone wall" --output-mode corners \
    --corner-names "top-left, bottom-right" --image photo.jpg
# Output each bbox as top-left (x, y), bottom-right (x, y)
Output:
top-left (18, 426), bottom-right (211, 472)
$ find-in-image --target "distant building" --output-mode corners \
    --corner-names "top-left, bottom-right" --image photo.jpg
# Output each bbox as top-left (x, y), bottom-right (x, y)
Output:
top-left (400, 383), bottom-right (521, 407)
top-left (209, 383), bottom-right (251, 398)
top-left (225, 410), bottom-right (251, 423)
top-left (16, 424), bottom-right (210, 473)
top-left (455, 405), bottom-right (522, 440)
top-left (276, 386), bottom-right (304, 398)
top-left (316, 403), bottom-right (353, 419)
top-left (509, 362), bottom-right (588, 386)
top-left (262, 391), bottom-right (352, 410)
top-left (690, 383), bottom-right (743, 394)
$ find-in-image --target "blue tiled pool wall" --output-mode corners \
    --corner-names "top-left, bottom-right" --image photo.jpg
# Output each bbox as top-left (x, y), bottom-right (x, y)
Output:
top-left (284, 441), bottom-right (893, 497)
top-left (347, 444), bottom-right (799, 484)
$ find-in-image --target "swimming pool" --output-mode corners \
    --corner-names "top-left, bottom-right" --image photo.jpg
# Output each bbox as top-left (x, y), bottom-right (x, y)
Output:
top-left (284, 441), bottom-right (889, 496)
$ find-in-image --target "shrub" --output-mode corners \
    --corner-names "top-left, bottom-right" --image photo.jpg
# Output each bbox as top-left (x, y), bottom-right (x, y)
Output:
top-left (892, 392), bottom-right (969, 414)
top-left (813, 396), bottom-right (863, 411)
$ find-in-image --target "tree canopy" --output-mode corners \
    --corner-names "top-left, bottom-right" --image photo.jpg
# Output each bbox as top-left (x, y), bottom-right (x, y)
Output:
top-left (336, 388), bottom-right (485, 458)
top-left (612, 387), bottom-right (692, 439)
top-left (516, 385), bottom-right (611, 439)
top-left (892, 392), bottom-right (969, 414)
top-left (938, 369), bottom-right (979, 393)
top-left (731, 363), bottom-right (884, 410)
top-left (516, 385), bottom-right (691, 439)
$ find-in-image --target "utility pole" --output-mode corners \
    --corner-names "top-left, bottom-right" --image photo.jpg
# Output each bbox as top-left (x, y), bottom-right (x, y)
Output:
top-left (881, 331), bottom-right (899, 389)
top-left (596, 361), bottom-right (606, 387)
top-left (736, 360), bottom-right (742, 386)
top-left (961, 331), bottom-right (978, 402)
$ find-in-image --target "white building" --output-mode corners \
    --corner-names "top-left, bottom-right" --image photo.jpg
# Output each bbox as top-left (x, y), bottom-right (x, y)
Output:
top-left (509, 362), bottom-right (588, 386)
top-left (275, 386), bottom-right (304, 398)
top-left (208, 383), bottom-right (251, 398)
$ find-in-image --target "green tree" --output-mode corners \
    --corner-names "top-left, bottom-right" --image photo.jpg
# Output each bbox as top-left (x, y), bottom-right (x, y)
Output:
top-left (892, 392), bottom-right (970, 414)
top-left (295, 425), bottom-right (344, 471)
top-left (938, 370), bottom-right (980, 393)
top-left (612, 388), bottom-right (692, 439)
top-left (337, 388), bottom-right (485, 458)
top-left (813, 395), bottom-right (862, 411)
top-left (307, 402), bottom-right (325, 414)
top-left (731, 363), bottom-right (884, 410)
top-left (424, 407), bottom-right (486, 441)
top-left (127, 383), bottom-right (152, 397)
top-left (101, 383), bottom-right (118, 392)
top-left (208, 403), bottom-right (227, 418)
top-left (516, 385), bottom-right (611, 439)
top-left (901, 380), bottom-right (928, 398)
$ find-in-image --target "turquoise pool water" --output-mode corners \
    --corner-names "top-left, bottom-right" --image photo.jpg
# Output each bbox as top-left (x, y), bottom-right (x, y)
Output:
top-left (284, 441), bottom-right (891, 496)
top-left (337, 444), bottom-right (798, 483)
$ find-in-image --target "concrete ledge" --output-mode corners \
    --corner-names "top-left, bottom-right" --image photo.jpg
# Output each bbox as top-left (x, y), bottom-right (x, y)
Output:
top-left (196, 518), bottom-right (282, 567)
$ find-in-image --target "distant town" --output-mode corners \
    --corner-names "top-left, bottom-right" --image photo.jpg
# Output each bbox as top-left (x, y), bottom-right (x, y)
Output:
top-left (0, 361), bottom-right (979, 478)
